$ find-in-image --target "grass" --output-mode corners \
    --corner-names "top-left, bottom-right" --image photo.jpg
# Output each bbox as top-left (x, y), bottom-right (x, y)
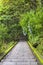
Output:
top-left (28, 41), bottom-right (43, 65)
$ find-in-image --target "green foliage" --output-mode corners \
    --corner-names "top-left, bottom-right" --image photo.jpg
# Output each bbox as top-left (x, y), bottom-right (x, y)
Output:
top-left (20, 7), bottom-right (43, 55)
top-left (0, 23), bottom-right (8, 43)
top-left (20, 13), bottom-right (28, 36)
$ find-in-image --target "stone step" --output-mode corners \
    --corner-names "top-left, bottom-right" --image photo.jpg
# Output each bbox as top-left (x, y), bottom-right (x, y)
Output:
top-left (2, 58), bottom-right (36, 62)
top-left (1, 62), bottom-right (38, 65)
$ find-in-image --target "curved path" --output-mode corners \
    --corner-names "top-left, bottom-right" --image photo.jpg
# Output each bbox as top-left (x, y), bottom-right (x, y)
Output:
top-left (0, 41), bottom-right (38, 65)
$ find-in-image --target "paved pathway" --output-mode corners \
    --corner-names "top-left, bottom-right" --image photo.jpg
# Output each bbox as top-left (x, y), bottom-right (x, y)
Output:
top-left (0, 41), bottom-right (38, 65)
